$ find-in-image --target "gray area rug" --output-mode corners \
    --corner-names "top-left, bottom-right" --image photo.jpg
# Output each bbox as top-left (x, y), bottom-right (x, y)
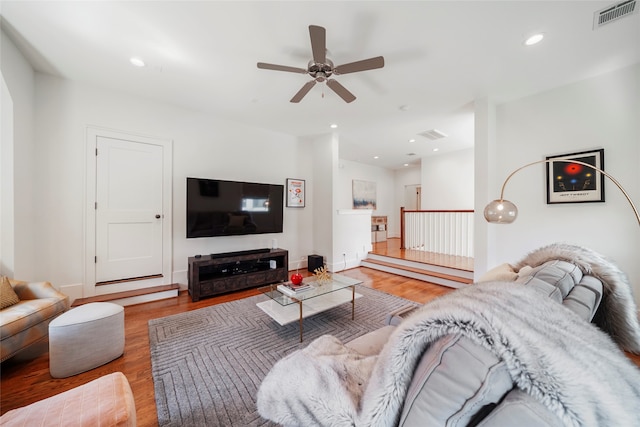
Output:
top-left (148, 287), bottom-right (418, 426)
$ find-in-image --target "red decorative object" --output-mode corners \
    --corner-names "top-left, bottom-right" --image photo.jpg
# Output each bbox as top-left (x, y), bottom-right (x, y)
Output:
top-left (290, 273), bottom-right (303, 286)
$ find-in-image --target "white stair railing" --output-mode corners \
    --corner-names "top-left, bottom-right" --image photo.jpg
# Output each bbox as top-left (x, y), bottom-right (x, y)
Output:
top-left (401, 209), bottom-right (474, 257)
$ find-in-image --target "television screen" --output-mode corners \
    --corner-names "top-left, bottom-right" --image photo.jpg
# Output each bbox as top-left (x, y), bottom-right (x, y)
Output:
top-left (186, 177), bottom-right (284, 238)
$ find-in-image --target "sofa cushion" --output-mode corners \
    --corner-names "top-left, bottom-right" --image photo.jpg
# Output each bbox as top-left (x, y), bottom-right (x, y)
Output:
top-left (563, 285), bottom-right (598, 321)
top-left (516, 260), bottom-right (582, 299)
top-left (476, 389), bottom-right (563, 427)
top-left (345, 325), bottom-right (396, 356)
top-left (516, 260), bottom-right (603, 322)
top-left (477, 263), bottom-right (518, 283)
top-left (398, 334), bottom-right (513, 427)
top-left (0, 298), bottom-right (69, 338)
top-left (1, 276), bottom-right (20, 309)
top-left (385, 304), bottom-right (420, 326)
top-left (568, 275), bottom-right (603, 321)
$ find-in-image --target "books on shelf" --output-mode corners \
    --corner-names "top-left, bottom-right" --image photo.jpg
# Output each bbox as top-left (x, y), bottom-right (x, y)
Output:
top-left (277, 282), bottom-right (312, 297)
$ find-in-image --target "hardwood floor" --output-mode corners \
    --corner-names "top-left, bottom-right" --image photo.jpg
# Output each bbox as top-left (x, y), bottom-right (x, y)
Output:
top-left (2, 245), bottom-right (639, 425)
top-left (372, 238), bottom-right (474, 272)
top-left (0, 266), bottom-right (450, 426)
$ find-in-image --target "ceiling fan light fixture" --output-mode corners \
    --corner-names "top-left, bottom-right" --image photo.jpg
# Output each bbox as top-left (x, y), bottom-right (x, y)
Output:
top-left (130, 57), bottom-right (145, 67)
top-left (524, 33), bottom-right (544, 46)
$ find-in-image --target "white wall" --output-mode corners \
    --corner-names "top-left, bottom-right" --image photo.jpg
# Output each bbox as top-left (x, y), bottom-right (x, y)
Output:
top-left (338, 157), bottom-right (396, 230)
top-left (337, 159), bottom-right (396, 216)
top-left (0, 29), bottom-right (36, 279)
top-left (393, 166), bottom-right (421, 237)
top-left (421, 148), bottom-right (475, 210)
top-left (304, 133), bottom-right (334, 270)
top-left (484, 64), bottom-right (640, 306)
top-left (24, 72), bottom-right (316, 288)
top-left (0, 75), bottom-right (12, 275)
top-left (334, 159), bottom-right (395, 267)
top-left (473, 97), bottom-right (497, 277)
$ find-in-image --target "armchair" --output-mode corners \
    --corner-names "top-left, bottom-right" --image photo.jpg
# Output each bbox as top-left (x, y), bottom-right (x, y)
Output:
top-left (1, 278), bottom-right (69, 362)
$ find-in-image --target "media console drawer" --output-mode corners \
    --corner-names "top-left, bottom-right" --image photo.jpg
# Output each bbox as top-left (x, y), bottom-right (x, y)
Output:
top-left (188, 248), bottom-right (288, 302)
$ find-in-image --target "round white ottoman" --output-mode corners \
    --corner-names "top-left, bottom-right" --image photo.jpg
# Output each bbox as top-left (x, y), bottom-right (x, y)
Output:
top-left (49, 302), bottom-right (124, 378)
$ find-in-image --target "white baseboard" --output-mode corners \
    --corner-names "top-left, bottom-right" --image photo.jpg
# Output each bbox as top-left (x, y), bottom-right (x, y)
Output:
top-left (107, 289), bottom-right (179, 307)
top-left (59, 283), bottom-right (83, 306)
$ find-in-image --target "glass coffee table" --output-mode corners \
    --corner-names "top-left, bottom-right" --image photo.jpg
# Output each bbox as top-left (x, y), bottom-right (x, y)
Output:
top-left (256, 274), bottom-right (363, 342)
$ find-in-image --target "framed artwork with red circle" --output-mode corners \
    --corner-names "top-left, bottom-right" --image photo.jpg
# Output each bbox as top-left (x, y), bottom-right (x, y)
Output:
top-left (286, 178), bottom-right (305, 208)
top-left (546, 148), bottom-right (605, 204)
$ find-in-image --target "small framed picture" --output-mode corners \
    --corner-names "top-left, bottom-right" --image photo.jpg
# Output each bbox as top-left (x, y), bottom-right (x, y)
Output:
top-left (286, 178), bottom-right (305, 208)
top-left (546, 149), bottom-right (605, 204)
top-left (352, 179), bottom-right (377, 209)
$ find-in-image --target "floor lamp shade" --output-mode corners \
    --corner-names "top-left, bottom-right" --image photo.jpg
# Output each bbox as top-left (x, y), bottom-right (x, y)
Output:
top-left (483, 199), bottom-right (518, 224)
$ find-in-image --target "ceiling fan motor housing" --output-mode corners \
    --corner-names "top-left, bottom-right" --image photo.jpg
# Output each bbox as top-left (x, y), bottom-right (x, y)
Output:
top-left (308, 59), bottom-right (334, 81)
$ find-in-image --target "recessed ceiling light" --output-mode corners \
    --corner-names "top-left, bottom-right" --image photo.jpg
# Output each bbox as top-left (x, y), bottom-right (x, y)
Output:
top-left (403, 163), bottom-right (409, 167)
top-left (330, 123), bottom-right (338, 129)
top-left (433, 148), bottom-right (439, 152)
top-left (130, 57), bottom-right (145, 67)
top-left (408, 139), bottom-right (415, 143)
top-left (373, 156), bottom-right (379, 159)
top-left (524, 33), bottom-right (544, 46)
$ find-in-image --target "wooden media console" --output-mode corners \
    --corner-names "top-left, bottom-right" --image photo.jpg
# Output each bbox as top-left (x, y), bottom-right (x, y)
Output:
top-left (188, 248), bottom-right (288, 302)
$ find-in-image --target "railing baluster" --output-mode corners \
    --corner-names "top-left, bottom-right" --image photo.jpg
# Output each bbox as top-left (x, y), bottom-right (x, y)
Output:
top-left (402, 210), bottom-right (474, 257)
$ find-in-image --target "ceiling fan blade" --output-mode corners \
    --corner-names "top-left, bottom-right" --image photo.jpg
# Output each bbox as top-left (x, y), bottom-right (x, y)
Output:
top-left (290, 80), bottom-right (317, 103)
top-left (257, 62), bottom-right (307, 74)
top-left (309, 25), bottom-right (326, 64)
top-left (333, 56), bottom-right (385, 75)
top-left (326, 79), bottom-right (356, 103)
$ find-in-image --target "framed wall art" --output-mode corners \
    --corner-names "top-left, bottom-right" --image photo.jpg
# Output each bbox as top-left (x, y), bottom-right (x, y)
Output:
top-left (352, 179), bottom-right (377, 209)
top-left (546, 148), bottom-right (605, 204)
top-left (286, 178), bottom-right (305, 208)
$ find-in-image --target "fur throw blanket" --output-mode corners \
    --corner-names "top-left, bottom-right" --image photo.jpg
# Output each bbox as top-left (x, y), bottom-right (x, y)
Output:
top-left (515, 243), bottom-right (640, 353)
top-left (258, 244), bottom-right (640, 426)
top-left (258, 283), bottom-right (640, 426)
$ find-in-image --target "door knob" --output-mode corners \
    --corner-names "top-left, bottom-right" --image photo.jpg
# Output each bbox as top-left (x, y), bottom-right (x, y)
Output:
top-left (155, 214), bottom-right (161, 219)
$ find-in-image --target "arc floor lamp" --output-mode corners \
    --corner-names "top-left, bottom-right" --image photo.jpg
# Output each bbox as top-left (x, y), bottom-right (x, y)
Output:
top-left (484, 159), bottom-right (640, 228)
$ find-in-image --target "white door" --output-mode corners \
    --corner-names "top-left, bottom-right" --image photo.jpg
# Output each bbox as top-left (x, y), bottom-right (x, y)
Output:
top-left (95, 136), bottom-right (164, 283)
top-left (404, 185), bottom-right (421, 210)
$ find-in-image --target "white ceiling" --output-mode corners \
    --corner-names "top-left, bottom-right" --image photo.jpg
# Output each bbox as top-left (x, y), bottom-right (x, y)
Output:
top-left (2, 1), bottom-right (639, 169)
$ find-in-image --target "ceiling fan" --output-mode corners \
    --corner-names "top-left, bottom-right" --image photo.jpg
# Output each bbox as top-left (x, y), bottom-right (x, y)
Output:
top-left (257, 25), bottom-right (384, 103)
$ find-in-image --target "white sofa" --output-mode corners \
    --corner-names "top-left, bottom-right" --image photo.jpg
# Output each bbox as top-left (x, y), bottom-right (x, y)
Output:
top-left (1, 278), bottom-right (69, 362)
top-left (258, 244), bottom-right (640, 426)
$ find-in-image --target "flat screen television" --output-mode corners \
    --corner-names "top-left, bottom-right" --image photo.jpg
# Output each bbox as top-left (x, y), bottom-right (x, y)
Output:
top-left (186, 177), bottom-right (284, 238)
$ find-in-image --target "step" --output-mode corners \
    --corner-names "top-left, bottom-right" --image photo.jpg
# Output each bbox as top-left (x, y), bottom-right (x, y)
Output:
top-left (367, 253), bottom-right (473, 278)
top-left (71, 283), bottom-right (180, 307)
top-left (361, 256), bottom-right (473, 289)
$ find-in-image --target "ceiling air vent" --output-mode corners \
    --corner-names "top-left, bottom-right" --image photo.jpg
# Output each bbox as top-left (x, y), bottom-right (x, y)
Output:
top-left (418, 129), bottom-right (448, 141)
top-left (593, 0), bottom-right (637, 29)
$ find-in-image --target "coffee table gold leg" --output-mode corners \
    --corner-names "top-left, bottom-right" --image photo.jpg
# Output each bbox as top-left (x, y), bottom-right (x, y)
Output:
top-left (351, 285), bottom-right (355, 320)
top-left (298, 300), bottom-right (303, 342)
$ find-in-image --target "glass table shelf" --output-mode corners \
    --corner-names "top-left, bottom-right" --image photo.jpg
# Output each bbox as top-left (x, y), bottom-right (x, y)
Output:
top-left (257, 273), bottom-right (363, 342)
